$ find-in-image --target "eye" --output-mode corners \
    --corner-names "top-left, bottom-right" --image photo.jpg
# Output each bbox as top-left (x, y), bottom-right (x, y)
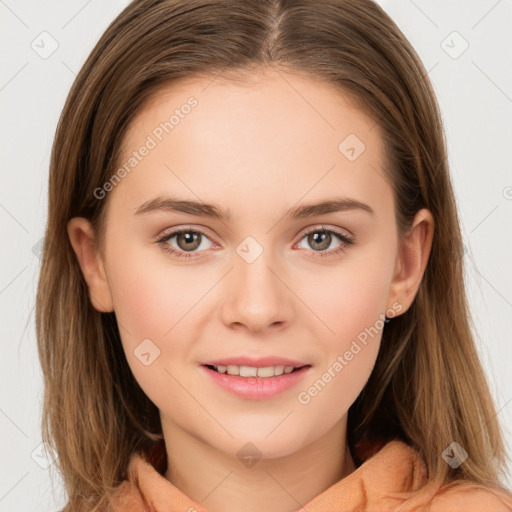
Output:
top-left (156, 224), bottom-right (355, 260)
top-left (157, 227), bottom-right (215, 259)
top-left (295, 225), bottom-right (354, 258)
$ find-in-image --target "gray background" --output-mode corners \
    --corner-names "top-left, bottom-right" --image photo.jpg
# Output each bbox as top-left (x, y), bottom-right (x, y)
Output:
top-left (1, 0), bottom-right (511, 510)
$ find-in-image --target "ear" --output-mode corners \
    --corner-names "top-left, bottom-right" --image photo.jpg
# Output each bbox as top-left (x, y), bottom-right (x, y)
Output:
top-left (386, 208), bottom-right (434, 315)
top-left (67, 217), bottom-right (114, 313)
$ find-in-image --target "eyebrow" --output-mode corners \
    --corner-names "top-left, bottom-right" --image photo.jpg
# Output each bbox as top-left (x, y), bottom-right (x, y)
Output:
top-left (134, 195), bottom-right (375, 221)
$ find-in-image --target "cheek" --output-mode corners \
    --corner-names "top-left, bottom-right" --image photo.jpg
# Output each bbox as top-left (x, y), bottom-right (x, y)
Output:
top-left (328, 268), bottom-right (390, 349)
top-left (295, 277), bottom-right (388, 430)
top-left (103, 242), bottom-right (185, 375)
top-left (106, 239), bottom-right (208, 339)
top-left (105, 250), bottom-right (199, 412)
top-left (300, 245), bottom-right (394, 352)
top-left (104, 240), bottom-right (224, 393)
top-left (293, 246), bottom-right (394, 413)
top-left (109, 263), bottom-right (174, 339)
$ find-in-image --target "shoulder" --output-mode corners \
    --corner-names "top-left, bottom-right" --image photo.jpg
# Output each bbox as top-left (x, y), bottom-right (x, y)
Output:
top-left (429, 483), bottom-right (512, 511)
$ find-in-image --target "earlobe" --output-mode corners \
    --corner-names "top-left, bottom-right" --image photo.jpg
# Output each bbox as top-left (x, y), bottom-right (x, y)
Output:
top-left (67, 217), bottom-right (114, 313)
top-left (387, 209), bottom-right (434, 314)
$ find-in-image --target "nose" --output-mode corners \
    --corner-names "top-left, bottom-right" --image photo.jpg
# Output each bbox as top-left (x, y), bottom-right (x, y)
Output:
top-left (220, 244), bottom-right (294, 334)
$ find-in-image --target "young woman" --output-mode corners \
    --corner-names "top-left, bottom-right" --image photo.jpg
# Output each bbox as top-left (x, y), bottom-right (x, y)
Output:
top-left (36, 0), bottom-right (512, 510)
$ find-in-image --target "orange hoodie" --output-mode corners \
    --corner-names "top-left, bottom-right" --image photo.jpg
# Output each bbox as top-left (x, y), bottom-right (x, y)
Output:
top-left (108, 438), bottom-right (512, 511)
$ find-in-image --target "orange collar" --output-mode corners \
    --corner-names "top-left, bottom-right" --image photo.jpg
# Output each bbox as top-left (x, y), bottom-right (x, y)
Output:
top-left (109, 438), bottom-right (430, 511)
top-left (108, 438), bottom-right (512, 511)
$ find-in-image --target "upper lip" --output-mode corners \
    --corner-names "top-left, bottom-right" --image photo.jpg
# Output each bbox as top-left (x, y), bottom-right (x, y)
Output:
top-left (202, 356), bottom-right (310, 368)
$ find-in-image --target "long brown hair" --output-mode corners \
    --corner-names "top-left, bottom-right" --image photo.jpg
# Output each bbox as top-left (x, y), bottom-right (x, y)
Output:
top-left (36, 0), bottom-right (511, 510)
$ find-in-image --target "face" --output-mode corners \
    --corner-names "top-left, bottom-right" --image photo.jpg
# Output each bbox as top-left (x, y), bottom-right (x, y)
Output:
top-left (84, 67), bottom-right (408, 459)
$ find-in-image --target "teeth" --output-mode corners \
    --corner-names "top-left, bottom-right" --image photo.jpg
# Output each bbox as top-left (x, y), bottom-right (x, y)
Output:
top-left (213, 364), bottom-right (299, 377)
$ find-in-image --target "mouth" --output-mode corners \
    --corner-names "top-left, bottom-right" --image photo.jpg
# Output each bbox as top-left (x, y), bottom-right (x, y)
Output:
top-left (203, 363), bottom-right (309, 378)
top-left (200, 363), bottom-right (312, 400)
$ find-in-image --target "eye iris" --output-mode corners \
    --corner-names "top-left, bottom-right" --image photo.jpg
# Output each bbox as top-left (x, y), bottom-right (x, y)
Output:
top-left (309, 231), bottom-right (330, 251)
top-left (177, 231), bottom-right (201, 251)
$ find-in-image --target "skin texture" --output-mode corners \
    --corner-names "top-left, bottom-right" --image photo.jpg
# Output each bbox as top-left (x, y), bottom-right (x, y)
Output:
top-left (68, 67), bottom-right (434, 512)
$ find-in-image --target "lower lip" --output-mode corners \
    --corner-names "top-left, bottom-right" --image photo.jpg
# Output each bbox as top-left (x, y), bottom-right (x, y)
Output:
top-left (201, 365), bottom-right (311, 400)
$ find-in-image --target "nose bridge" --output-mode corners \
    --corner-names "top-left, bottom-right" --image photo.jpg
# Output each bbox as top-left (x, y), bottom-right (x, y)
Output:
top-left (221, 234), bottom-right (291, 330)
top-left (235, 233), bottom-right (282, 301)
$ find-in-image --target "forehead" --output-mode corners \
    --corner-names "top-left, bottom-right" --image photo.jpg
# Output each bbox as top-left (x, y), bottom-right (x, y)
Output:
top-left (122, 67), bottom-right (380, 152)
top-left (113, 67), bottom-right (392, 220)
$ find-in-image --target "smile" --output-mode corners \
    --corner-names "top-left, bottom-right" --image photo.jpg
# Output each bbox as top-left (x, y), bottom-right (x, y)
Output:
top-left (201, 364), bottom-right (312, 400)
top-left (205, 364), bottom-right (305, 378)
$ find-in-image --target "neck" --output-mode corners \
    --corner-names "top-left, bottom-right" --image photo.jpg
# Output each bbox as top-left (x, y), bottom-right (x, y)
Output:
top-left (162, 417), bottom-right (355, 512)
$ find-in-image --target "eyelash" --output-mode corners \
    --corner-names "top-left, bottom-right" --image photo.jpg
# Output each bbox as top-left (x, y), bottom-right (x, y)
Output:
top-left (156, 225), bottom-right (355, 260)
